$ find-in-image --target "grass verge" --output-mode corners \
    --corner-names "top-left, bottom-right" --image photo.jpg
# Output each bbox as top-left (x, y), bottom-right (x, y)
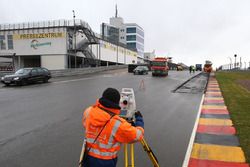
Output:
top-left (216, 71), bottom-right (250, 163)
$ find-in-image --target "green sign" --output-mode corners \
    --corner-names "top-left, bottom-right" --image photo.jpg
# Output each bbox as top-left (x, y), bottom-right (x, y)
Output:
top-left (30, 40), bottom-right (51, 49)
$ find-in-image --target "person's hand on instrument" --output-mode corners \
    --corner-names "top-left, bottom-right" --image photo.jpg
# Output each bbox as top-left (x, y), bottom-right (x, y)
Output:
top-left (135, 111), bottom-right (144, 128)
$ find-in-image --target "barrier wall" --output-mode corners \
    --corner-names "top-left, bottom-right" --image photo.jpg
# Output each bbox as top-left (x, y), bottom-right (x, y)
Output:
top-left (0, 65), bottom-right (127, 78)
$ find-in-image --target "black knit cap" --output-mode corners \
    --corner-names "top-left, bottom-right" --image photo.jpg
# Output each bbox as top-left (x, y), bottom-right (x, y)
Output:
top-left (99, 88), bottom-right (121, 109)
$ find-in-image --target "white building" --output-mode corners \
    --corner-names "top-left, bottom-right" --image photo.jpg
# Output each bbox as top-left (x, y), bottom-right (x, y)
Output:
top-left (0, 19), bottom-right (137, 70)
top-left (101, 6), bottom-right (145, 63)
top-left (125, 23), bottom-right (144, 63)
top-left (144, 50), bottom-right (156, 61)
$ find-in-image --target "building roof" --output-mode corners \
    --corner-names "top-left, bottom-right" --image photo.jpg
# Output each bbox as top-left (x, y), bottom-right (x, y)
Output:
top-left (0, 19), bottom-right (91, 31)
top-left (125, 23), bottom-right (144, 31)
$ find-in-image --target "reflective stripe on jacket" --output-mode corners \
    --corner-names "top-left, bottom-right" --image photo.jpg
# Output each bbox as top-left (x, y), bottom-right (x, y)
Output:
top-left (82, 100), bottom-right (144, 160)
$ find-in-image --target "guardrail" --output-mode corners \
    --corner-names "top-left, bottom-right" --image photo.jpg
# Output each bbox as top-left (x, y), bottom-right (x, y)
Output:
top-left (0, 65), bottom-right (127, 78)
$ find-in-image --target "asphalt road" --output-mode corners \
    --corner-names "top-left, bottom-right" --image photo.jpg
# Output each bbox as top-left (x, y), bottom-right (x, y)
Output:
top-left (0, 69), bottom-right (204, 167)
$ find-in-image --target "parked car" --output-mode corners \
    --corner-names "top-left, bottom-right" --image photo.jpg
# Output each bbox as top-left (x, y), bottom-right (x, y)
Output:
top-left (133, 66), bottom-right (149, 75)
top-left (1, 67), bottom-right (51, 86)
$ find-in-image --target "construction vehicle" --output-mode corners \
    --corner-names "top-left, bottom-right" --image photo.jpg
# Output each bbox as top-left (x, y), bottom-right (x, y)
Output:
top-left (151, 57), bottom-right (169, 76)
top-left (203, 60), bottom-right (212, 73)
top-left (195, 64), bottom-right (202, 71)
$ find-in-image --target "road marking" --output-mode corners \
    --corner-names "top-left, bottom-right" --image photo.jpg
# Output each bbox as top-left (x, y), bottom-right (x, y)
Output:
top-left (191, 143), bottom-right (246, 162)
top-left (182, 94), bottom-right (205, 167)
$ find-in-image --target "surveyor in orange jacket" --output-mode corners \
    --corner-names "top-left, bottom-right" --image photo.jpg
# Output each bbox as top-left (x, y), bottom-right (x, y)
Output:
top-left (82, 88), bottom-right (144, 167)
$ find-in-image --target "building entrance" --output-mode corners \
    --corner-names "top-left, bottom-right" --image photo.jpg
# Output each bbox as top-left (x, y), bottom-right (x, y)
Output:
top-left (23, 56), bottom-right (41, 68)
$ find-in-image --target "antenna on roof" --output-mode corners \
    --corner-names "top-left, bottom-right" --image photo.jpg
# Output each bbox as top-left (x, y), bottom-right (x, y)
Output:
top-left (115, 4), bottom-right (118, 17)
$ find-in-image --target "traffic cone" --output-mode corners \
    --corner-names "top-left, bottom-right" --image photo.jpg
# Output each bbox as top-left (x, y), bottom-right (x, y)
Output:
top-left (139, 79), bottom-right (145, 91)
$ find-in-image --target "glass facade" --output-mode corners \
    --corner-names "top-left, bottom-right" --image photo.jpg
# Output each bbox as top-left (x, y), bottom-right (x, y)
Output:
top-left (127, 42), bottom-right (136, 49)
top-left (0, 35), bottom-right (6, 50)
top-left (7, 35), bottom-right (13, 50)
top-left (101, 23), bottom-right (119, 44)
top-left (126, 35), bottom-right (136, 41)
top-left (126, 27), bottom-right (136, 33)
top-left (126, 25), bottom-right (144, 58)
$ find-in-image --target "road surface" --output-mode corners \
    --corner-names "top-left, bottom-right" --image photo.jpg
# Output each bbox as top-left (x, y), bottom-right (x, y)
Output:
top-left (0, 69), bottom-right (205, 167)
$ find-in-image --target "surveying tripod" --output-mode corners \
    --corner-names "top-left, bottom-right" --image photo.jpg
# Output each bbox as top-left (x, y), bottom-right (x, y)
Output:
top-left (124, 138), bottom-right (160, 167)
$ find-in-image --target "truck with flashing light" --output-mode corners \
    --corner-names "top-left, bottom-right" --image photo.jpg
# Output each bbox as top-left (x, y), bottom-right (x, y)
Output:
top-left (203, 60), bottom-right (212, 73)
top-left (151, 57), bottom-right (169, 76)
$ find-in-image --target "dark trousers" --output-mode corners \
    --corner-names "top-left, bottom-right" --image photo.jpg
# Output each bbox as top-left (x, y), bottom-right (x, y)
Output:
top-left (82, 155), bottom-right (118, 167)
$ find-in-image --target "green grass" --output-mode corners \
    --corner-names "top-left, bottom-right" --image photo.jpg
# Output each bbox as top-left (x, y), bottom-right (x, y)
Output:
top-left (216, 71), bottom-right (250, 163)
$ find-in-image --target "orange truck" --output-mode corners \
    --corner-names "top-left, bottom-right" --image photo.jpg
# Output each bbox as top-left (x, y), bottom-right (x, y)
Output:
top-left (151, 57), bottom-right (169, 76)
top-left (203, 60), bottom-right (212, 73)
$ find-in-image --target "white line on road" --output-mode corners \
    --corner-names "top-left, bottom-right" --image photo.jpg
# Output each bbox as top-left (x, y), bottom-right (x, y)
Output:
top-left (182, 94), bottom-right (205, 167)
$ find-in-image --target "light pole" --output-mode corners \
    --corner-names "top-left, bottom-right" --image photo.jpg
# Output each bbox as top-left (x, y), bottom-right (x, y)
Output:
top-left (228, 57), bottom-right (232, 70)
top-left (73, 10), bottom-right (76, 68)
top-left (240, 57), bottom-right (242, 69)
top-left (116, 40), bottom-right (118, 65)
top-left (234, 54), bottom-right (237, 69)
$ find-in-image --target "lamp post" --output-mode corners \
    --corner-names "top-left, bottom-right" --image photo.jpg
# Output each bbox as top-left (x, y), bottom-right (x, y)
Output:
top-left (234, 54), bottom-right (237, 69)
top-left (73, 10), bottom-right (76, 68)
top-left (12, 53), bottom-right (16, 71)
top-left (228, 57), bottom-right (232, 70)
top-left (240, 57), bottom-right (242, 69)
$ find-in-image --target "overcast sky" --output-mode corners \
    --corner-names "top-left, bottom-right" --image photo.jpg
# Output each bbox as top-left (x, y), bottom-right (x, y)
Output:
top-left (1, 0), bottom-right (250, 67)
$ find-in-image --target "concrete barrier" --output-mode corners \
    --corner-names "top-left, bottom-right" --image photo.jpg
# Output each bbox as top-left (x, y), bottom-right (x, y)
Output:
top-left (0, 65), bottom-right (127, 78)
top-left (50, 65), bottom-right (127, 77)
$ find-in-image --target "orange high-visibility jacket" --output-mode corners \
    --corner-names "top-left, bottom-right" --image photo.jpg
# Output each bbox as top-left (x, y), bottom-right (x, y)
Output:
top-left (82, 100), bottom-right (144, 160)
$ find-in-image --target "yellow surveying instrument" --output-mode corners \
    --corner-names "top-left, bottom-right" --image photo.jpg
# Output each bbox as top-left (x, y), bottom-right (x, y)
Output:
top-left (120, 88), bottom-right (160, 167)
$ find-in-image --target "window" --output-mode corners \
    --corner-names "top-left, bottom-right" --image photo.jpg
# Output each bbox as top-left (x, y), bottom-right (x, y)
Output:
top-left (31, 69), bottom-right (38, 75)
top-left (37, 68), bottom-right (44, 74)
top-left (7, 35), bottom-right (13, 50)
top-left (15, 69), bottom-right (31, 75)
top-left (42, 68), bottom-right (49, 73)
top-left (126, 27), bottom-right (136, 33)
top-left (126, 35), bottom-right (136, 41)
top-left (127, 42), bottom-right (136, 49)
top-left (0, 35), bottom-right (6, 50)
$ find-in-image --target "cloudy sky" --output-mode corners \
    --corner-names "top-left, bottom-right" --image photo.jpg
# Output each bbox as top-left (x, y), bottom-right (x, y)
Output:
top-left (1, 0), bottom-right (250, 67)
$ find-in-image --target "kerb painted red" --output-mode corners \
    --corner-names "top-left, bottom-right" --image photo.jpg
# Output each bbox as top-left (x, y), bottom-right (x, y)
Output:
top-left (201, 109), bottom-right (229, 114)
top-left (197, 125), bottom-right (236, 135)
